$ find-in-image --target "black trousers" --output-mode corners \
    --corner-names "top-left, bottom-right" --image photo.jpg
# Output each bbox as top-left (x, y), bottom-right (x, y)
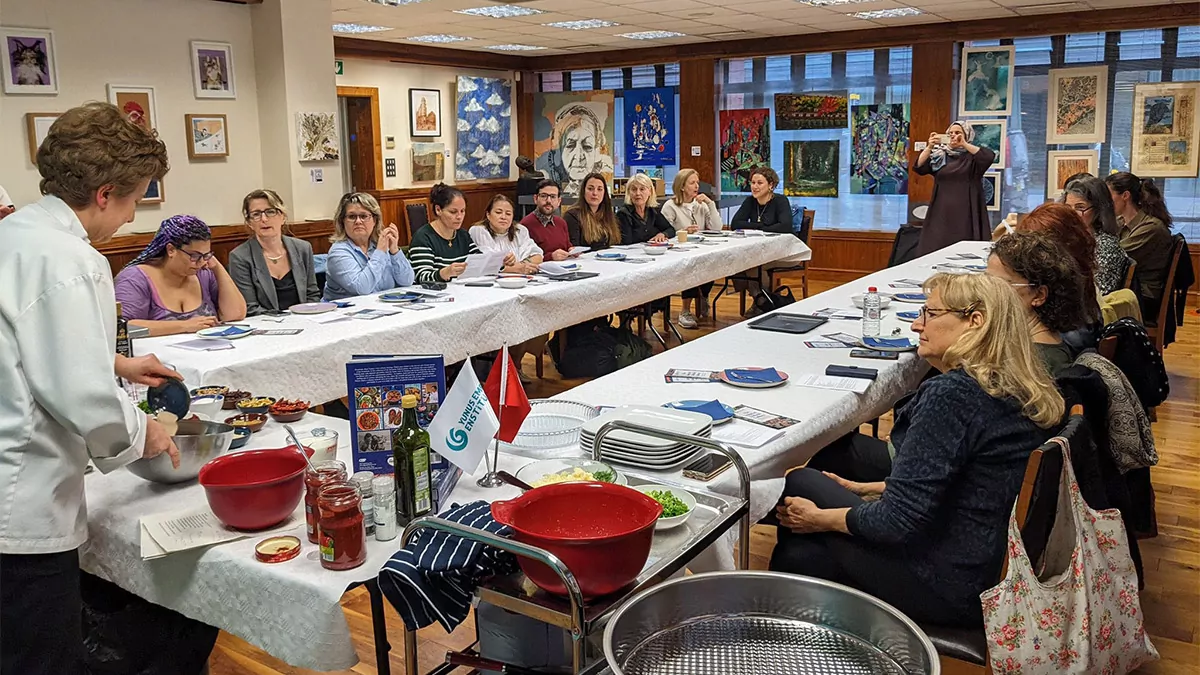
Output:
top-left (803, 431), bottom-right (893, 483)
top-left (768, 468), bottom-right (980, 627)
top-left (1, 549), bottom-right (87, 675)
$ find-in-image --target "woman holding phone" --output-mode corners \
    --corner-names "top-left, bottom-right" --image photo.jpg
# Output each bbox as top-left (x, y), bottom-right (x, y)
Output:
top-left (914, 121), bottom-right (996, 256)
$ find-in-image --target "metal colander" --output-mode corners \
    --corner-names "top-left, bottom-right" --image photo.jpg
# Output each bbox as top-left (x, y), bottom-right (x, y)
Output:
top-left (603, 572), bottom-right (939, 675)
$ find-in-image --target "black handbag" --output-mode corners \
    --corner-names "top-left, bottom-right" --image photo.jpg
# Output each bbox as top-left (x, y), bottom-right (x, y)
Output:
top-left (753, 285), bottom-right (796, 313)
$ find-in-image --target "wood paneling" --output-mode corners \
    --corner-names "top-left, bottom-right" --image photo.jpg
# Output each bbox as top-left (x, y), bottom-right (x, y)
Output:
top-left (1191, 249), bottom-right (1199, 297)
top-left (678, 59), bottom-right (717, 187)
top-left (366, 181), bottom-right (517, 246)
top-left (908, 42), bottom-right (955, 205)
top-left (333, 37), bottom-right (525, 71)
top-left (517, 72), bottom-right (536, 161)
top-left (95, 220), bottom-right (335, 277)
top-left (337, 86), bottom-right (384, 192)
top-left (805, 229), bottom-right (896, 279)
top-left (521, 4), bottom-right (1199, 70)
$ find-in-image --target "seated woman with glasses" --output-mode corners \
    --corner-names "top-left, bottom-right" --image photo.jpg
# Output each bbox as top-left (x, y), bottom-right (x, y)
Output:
top-left (519, 179), bottom-right (572, 261)
top-left (773, 273), bottom-right (1064, 626)
top-left (988, 222), bottom-right (1094, 376)
top-left (323, 192), bottom-right (414, 301)
top-left (1061, 176), bottom-right (1131, 296)
top-left (114, 215), bottom-right (247, 336)
top-left (228, 189), bottom-right (320, 314)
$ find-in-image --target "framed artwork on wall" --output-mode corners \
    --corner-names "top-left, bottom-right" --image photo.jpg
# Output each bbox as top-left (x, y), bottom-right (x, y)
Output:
top-left (190, 40), bottom-right (235, 99)
top-left (296, 112), bottom-right (339, 161)
top-left (107, 84), bottom-right (158, 131)
top-left (983, 171), bottom-right (1001, 212)
top-left (1047, 149), bottom-right (1099, 200)
top-left (185, 114), bottom-right (229, 159)
top-left (1046, 66), bottom-right (1108, 144)
top-left (411, 142), bottom-right (445, 182)
top-left (455, 76), bottom-right (512, 180)
top-left (969, 119), bottom-right (1008, 169)
top-left (1, 27), bottom-right (58, 94)
top-left (25, 112), bottom-right (60, 163)
top-left (410, 88), bottom-right (441, 137)
top-left (142, 178), bottom-right (165, 205)
top-left (959, 46), bottom-right (1014, 117)
top-left (1131, 81), bottom-right (1200, 178)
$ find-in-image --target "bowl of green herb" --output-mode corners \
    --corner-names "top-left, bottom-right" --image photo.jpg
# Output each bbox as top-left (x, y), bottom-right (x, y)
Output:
top-left (634, 485), bottom-right (696, 530)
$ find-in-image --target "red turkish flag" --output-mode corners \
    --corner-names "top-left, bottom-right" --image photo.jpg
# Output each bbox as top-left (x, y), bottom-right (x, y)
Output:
top-left (483, 350), bottom-right (531, 443)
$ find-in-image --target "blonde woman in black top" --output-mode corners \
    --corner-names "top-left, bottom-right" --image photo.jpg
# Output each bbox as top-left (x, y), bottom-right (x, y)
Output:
top-left (616, 173), bottom-right (674, 244)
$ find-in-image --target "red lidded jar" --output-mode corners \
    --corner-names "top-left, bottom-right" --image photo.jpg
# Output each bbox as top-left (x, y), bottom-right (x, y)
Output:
top-left (304, 460), bottom-right (347, 543)
top-left (317, 482), bottom-right (367, 571)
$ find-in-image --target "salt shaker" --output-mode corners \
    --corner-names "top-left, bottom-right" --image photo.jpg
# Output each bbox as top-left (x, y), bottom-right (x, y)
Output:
top-left (351, 471), bottom-right (376, 537)
top-left (373, 474), bottom-right (398, 541)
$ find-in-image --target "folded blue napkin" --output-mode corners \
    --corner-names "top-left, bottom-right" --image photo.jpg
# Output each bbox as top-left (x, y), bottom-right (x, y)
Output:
top-left (725, 367), bottom-right (782, 383)
top-left (209, 325), bottom-right (249, 337)
top-left (862, 337), bottom-right (915, 349)
top-left (674, 399), bottom-right (733, 421)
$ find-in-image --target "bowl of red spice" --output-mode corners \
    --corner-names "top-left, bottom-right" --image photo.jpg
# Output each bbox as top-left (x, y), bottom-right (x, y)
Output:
top-left (268, 399), bottom-right (310, 423)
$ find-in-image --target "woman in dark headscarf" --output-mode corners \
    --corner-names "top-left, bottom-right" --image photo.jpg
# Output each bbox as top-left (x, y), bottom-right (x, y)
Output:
top-left (913, 120), bottom-right (996, 255)
top-left (114, 214), bottom-right (246, 336)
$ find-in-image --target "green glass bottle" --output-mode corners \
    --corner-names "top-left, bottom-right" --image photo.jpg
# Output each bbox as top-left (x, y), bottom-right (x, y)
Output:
top-left (392, 394), bottom-right (432, 526)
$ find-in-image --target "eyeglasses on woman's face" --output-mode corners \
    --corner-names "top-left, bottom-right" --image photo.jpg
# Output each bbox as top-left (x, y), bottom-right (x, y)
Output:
top-left (344, 213), bottom-right (375, 223)
top-left (914, 303), bottom-right (976, 324)
top-left (247, 208), bottom-right (281, 221)
top-left (177, 247), bottom-right (215, 264)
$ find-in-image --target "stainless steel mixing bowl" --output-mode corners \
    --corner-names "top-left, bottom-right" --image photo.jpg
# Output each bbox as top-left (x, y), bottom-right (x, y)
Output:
top-left (603, 571), bottom-right (939, 675)
top-left (127, 419), bottom-right (236, 484)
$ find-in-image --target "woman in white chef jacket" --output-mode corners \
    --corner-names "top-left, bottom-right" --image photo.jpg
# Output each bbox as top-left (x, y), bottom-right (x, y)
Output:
top-left (0, 102), bottom-right (181, 674)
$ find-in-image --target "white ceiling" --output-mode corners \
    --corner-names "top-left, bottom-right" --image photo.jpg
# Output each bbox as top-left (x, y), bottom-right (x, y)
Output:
top-left (331, 0), bottom-right (1190, 55)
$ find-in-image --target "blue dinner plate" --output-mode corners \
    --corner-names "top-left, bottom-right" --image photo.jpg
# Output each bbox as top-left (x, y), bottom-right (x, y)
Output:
top-left (379, 292), bottom-right (422, 303)
top-left (893, 292), bottom-right (927, 303)
top-left (595, 252), bottom-right (626, 261)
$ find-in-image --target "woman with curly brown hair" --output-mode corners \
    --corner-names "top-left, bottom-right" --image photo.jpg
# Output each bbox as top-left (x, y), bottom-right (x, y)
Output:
top-left (988, 230), bottom-right (1092, 375)
top-left (1013, 202), bottom-right (1102, 324)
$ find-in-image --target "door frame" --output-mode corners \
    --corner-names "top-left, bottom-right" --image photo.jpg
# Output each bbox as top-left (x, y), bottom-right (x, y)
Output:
top-left (336, 85), bottom-right (383, 191)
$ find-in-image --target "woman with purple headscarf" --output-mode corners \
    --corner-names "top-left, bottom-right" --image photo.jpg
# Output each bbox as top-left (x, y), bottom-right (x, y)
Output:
top-left (114, 215), bottom-right (246, 336)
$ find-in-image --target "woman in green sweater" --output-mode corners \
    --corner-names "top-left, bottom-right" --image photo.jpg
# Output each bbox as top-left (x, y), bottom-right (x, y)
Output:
top-left (409, 183), bottom-right (480, 283)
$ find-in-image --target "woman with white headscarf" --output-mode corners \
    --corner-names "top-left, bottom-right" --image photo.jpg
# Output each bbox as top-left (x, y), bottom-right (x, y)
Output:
top-left (913, 120), bottom-right (996, 255)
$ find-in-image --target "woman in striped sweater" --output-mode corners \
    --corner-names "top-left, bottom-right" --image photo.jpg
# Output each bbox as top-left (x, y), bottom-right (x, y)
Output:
top-left (409, 183), bottom-right (480, 283)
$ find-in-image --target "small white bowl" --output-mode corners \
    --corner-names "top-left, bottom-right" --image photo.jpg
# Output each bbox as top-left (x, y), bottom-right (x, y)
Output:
top-left (189, 395), bottom-right (225, 420)
top-left (496, 276), bottom-right (529, 289)
top-left (634, 484), bottom-right (697, 530)
top-left (851, 294), bottom-right (892, 309)
top-left (643, 245), bottom-right (667, 256)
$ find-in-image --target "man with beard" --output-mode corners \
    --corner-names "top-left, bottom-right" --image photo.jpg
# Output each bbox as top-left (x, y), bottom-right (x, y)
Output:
top-left (518, 179), bottom-right (572, 262)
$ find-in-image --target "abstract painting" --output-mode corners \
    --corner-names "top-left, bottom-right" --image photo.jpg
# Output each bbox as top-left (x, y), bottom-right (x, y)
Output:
top-left (24, 112), bottom-right (59, 163)
top-left (1047, 150), bottom-right (1099, 199)
top-left (775, 93), bottom-right (848, 130)
top-left (185, 114), bottom-right (228, 159)
top-left (983, 172), bottom-right (1001, 212)
top-left (959, 46), bottom-right (1014, 117)
top-left (456, 76), bottom-right (512, 180)
top-left (624, 87), bottom-right (675, 166)
top-left (533, 90), bottom-right (615, 196)
top-left (719, 108), bottom-right (770, 193)
top-left (849, 103), bottom-right (909, 195)
top-left (190, 41), bottom-right (235, 99)
top-left (412, 142), bottom-right (445, 182)
top-left (1, 27), bottom-right (57, 94)
top-left (1046, 66), bottom-right (1107, 144)
top-left (783, 140), bottom-right (839, 198)
top-left (410, 88), bottom-right (441, 137)
top-left (107, 84), bottom-right (157, 131)
top-left (1132, 81), bottom-right (1200, 178)
top-left (969, 119), bottom-right (1007, 169)
top-left (295, 112), bottom-right (339, 161)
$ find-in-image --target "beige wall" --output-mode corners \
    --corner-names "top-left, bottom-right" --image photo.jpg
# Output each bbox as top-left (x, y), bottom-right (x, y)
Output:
top-left (0, 0), bottom-right (264, 233)
top-left (336, 58), bottom-right (519, 189)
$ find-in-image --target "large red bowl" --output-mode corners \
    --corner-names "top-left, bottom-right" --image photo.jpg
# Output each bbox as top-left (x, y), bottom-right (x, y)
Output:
top-left (197, 448), bottom-right (307, 530)
top-left (491, 482), bottom-right (662, 598)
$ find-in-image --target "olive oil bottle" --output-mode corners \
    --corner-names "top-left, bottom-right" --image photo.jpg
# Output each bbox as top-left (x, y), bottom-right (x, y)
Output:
top-left (391, 394), bottom-right (432, 526)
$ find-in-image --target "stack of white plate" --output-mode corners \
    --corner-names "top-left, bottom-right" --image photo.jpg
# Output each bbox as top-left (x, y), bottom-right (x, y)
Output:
top-left (580, 405), bottom-right (712, 470)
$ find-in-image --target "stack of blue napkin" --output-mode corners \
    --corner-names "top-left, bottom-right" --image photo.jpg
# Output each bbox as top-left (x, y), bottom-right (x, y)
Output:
top-left (378, 501), bottom-right (517, 632)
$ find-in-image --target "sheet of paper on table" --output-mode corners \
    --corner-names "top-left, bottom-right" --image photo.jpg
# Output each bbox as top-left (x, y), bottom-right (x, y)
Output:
top-left (790, 373), bottom-right (872, 394)
top-left (348, 308), bottom-right (401, 320)
top-left (140, 508), bottom-right (300, 560)
top-left (709, 420), bottom-right (784, 448)
top-left (812, 308), bottom-right (863, 320)
top-left (168, 338), bottom-right (235, 352)
top-left (461, 251), bottom-right (506, 279)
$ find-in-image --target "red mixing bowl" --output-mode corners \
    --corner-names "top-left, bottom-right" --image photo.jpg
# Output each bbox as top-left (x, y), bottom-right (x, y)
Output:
top-left (491, 482), bottom-right (662, 598)
top-left (198, 448), bottom-right (307, 530)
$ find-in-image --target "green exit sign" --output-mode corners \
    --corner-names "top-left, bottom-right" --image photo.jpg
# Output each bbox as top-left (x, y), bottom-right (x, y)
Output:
top-left (335, 60), bottom-right (343, 76)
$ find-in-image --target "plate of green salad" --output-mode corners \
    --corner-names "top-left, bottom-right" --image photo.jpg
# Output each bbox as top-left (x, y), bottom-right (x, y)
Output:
top-left (634, 484), bottom-right (696, 530)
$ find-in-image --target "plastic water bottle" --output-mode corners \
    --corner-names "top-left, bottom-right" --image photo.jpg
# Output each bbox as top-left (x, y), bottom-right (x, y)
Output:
top-left (862, 287), bottom-right (882, 337)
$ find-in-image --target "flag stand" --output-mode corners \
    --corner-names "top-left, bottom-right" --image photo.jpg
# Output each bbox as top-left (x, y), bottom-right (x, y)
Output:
top-left (476, 346), bottom-right (510, 488)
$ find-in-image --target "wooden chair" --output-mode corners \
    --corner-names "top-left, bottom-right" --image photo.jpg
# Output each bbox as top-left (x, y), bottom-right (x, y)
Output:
top-left (920, 405), bottom-right (1083, 675)
top-left (1142, 234), bottom-right (1186, 354)
top-left (767, 208), bottom-right (815, 298)
top-left (401, 199), bottom-right (431, 238)
top-left (1122, 259), bottom-right (1137, 290)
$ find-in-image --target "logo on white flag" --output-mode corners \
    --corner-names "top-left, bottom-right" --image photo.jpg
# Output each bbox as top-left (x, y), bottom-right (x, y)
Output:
top-left (428, 359), bottom-right (499, 474)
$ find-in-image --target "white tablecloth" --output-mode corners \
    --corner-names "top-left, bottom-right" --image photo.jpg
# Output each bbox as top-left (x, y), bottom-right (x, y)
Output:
top-left (135, 235), bottom-right (810, 404)
top-left (80, 240), bottom-right (985, 670)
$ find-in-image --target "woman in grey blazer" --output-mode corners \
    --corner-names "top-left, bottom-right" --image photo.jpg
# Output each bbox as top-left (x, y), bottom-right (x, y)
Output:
top-left (229, 189), bottom-right (320, 315)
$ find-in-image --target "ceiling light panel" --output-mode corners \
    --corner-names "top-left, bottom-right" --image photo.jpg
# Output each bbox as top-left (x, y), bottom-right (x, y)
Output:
top-left (616, 30), bottom-right (687, 39)
top-left (850, 7), bottom-right (922, 18)
top-left (544, 19), bottom-right (620, 29)
top-left (455, 6), bottom-right (546, 18)
top-left (486, 43), bottom-right (548, 50)
top-left (333, 23), bottom-right (392, 33)
top-left (364, 0), bottom-right (427, 6)
top-left (406, 34), bottom-right (473, 43)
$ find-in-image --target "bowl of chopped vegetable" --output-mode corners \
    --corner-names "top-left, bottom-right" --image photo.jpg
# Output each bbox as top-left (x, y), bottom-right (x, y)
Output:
top-left (268, 399), bottom-right (309, 423)
top-left (634, 484), bottom-right (696, 530)
top-left (515, 458), bottom-right (625, 488)
top-left (236, 397), bottom-right (276, 415)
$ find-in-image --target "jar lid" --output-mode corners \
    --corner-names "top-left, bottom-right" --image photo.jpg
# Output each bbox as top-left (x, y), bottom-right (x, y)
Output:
top-left (351, 471), bottom-right (375, 488)
top-left (255, 535), bottom-right (301, 564)
top-left (372, 474), bottom-right (395, 493)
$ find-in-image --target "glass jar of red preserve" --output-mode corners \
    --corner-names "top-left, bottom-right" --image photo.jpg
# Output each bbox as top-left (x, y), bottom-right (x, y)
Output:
top-left (304, 460), bottom-right (347, 543)
top-left (317, 482), bottom-right (367, 571)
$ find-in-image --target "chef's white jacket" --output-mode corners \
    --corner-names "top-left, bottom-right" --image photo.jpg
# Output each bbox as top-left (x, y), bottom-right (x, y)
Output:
top-left (0, 195), bottom-right (147, 554)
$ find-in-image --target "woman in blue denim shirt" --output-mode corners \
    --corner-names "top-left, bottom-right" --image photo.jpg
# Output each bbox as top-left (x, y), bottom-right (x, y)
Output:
top-left (323, 192), bottom-right (414, 301)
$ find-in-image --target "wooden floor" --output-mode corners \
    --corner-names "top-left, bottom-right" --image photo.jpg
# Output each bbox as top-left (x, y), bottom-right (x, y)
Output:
top-left (210, 279), bottom-right (1200, 675)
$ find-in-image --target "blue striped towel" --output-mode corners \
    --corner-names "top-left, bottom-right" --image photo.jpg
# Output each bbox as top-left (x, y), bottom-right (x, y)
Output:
top-left (378, 501), bottom-right (518, 632)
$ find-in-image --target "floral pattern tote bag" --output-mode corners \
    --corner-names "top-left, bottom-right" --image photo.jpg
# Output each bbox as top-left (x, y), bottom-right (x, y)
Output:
top-left (980, 437), bottom-right (1158, 675)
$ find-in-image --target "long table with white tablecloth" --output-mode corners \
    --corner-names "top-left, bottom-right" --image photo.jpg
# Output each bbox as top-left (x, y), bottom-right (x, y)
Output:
top-left (80, 240), bottom-right (984, 671)
top-left (134, 234), bottom-right (810, 404)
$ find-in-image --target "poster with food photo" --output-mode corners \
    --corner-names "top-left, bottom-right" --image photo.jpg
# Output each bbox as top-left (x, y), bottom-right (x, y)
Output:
top-left (345, 355), bottom-right (446, 474)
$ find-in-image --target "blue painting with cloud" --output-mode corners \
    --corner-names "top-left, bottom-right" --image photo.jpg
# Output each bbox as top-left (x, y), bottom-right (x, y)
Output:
top-left (456, 76), bottom-right (512, 180)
